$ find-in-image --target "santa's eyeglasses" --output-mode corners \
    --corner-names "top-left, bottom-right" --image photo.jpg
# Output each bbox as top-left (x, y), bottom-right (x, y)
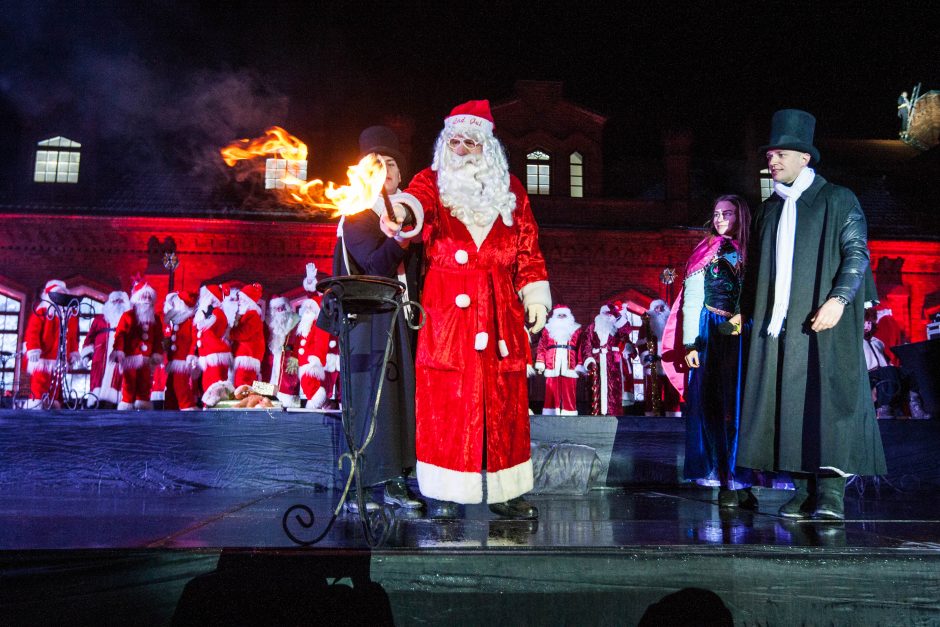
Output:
top-left (447, 137), bottom-right (481, 151)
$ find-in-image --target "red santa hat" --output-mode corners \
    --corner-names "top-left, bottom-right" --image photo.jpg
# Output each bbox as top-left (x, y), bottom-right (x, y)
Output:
top-left (552, 303), bottom-right (571, 313)
top-left (130, 279), bottom-right (157, 305)
top-left (268, 295), bottom-right (291, 311)
top-left (43, 279), bottom-right (67, 295)
top-left (201, 284), bottom-right (224, 304)
top-left (444, 100), bottom-right (495, 136)
top-left (171, 290), bottom-right (198, 309)
top-left (239, 283), bottom-right (263, 305)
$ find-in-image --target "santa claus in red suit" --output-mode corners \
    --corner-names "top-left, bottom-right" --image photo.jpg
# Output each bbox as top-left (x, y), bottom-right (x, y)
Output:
top-left (579, 303), bottom-right (633, 416)
top-left (161, 290), bottom-right (198, 410)
top-left (535, 304), bottom-right (583, 415)
top-left (230, 283), bottom-right (266, 388)
top-left (394, 100), bottom-right (551, 519)
top-left (80, 290), bottom-right (130, 407)
top-left (24, 279), bottom-right (81, 408)
top-left (111, 280), bottom-right (164, 410)
top-left (190, 284), bottom-right (235, 406)
top-left (296, 297), bottom-right (330, 408)
top-left (261, 296), bottom-right (301, 407)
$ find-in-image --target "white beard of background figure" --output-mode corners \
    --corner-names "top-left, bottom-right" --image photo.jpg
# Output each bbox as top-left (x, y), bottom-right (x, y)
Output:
top-left (579, 303), bottom-right (632, 416)
top-left (535, 305), bottom-right (583, 415)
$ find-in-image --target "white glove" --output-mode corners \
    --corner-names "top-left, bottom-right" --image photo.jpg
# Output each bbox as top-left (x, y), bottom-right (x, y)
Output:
top-left (27, 350), bottom-right (40, 364)
top-left (69, 353), bottom-right (83, 370)
top-left (526, 303), bottom-right (548, 335)
top-left (305, 262), bottom-right (317, 281)
top-left (575, 364), bottom-right (588, 376)
top-left (221, 298), bottom-right (239, 325)
top-left (186, 354), bottom-right (201, 373)
top-left (526, 364), bottom-right (536, 378)
top-left (534, 362), bottom-right (546, 374)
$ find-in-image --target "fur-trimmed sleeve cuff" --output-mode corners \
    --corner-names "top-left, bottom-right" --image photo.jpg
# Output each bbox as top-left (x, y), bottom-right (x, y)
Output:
top-left (388, 192), bottom-right (424, 240)
top-left (518, 280), bottom-right (551, 311)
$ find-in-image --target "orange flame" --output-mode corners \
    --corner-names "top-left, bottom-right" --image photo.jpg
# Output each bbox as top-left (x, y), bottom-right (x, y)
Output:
top-left (220, 126), bottom-right (386, 217)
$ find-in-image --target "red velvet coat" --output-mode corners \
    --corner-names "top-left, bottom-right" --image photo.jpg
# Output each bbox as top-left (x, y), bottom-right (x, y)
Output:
top-left (164, 316), bottom-right (195, 375)
top-left (81, 314), bottom-right (123, 403)
top-left (113, 310), bottom-right (164, 371)
top-left (191, 310), bottom-right (232, 368)
top-left (230, 309), bottom-right (266, 373)
top-left (405, 169), bottom-right (549, 504)
top-left (535, 326), bottom-right (583, 377)
top-left (579, 322), bottom-right (632, 416)
top-left (24, 307), bottom-right (79, 374)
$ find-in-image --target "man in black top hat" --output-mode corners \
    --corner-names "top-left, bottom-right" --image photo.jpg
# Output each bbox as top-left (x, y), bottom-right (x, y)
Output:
top-left (333, 125), bottom-right (426, 513)
top-left (733, 109), bottom-right (886, 520)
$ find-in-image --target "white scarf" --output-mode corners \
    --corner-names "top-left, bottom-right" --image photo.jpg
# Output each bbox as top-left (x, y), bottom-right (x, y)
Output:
top-left (767, 166), bottom-right (816, 337)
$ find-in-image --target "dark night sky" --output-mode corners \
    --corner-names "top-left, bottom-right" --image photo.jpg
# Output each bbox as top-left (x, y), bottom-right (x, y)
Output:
top-left (1, 1), bottom-right (938, 179)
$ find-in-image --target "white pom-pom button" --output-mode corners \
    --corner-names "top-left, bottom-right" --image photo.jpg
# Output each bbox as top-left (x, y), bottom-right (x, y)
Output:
top-left (329, 341), bottom-right (336, 348)
top-left (455, 249), bottom-right (469, 265)
top-left (140, 344), bottom-right (148, 352)
top-left (498, 339), bottom-right (509, 357)
top-left (455, 294), bottom-right (471, 308)
top-left (171, 344), bottom-right (177, 351)
top-left (298, 348), bottom-right (305, 355)
top-left (474, 332), bottom-right (489, 351)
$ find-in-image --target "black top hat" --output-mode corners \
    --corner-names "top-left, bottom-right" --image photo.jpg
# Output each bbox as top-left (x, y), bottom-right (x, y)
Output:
top-left (358, 125), bottom-right (406, 174)
top-left (758, 109), bottom-right (820, 164)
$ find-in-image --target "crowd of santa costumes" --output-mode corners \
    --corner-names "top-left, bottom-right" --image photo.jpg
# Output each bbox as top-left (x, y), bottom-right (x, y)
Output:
top-left (23, 271), bottom-right (683, 414)
top-left (21, 264), bottom-right (340, 411)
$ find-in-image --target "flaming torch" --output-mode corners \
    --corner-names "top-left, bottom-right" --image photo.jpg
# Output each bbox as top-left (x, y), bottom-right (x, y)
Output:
top-left (220, 126), bottom-right (387, 218)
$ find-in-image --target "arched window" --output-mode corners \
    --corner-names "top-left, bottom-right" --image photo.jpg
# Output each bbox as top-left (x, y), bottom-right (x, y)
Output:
top-left (34, 136), bottom-right (81, 184)
top-left (759, 168), bottom-right (774, 201)
top-left (0, 287), bottom-right (24, 403)
top-left (265, 158), bottom-right (307, 190)
top-left (526, 150), bottom-right (550, 195)
top-left (569, 152), bottom-right (584, 198)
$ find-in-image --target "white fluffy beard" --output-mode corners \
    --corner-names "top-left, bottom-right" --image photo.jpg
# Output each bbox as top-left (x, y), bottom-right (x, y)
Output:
top-left (648, 308), bottom-right (670, 340)
top-left (134, 302), bottom-right (155, 327)
top-left (593, 313), bottom-right (616, 343)
top-left (103, 299), bottom-right (130, 327)
top-left (432, 132), bottom-right (516, 229)
top-left (297, 302), bottom-right (320, 336)
top-left (193, 296), bottom-right (217, 329)
top-left (266, 309), bottom-right (295, 342)
top-left (545, 316), bottom-right (580, 345)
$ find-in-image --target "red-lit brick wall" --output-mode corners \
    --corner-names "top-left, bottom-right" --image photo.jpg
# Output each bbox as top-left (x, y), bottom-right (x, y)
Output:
top-left (1, 214), bottom-right (937, 343)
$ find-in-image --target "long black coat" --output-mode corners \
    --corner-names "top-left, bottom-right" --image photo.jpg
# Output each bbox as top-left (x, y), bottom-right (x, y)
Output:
top-left (333, 209), bottom-right (422, 486)
top-left (738, 174), bottom-right (886, 476)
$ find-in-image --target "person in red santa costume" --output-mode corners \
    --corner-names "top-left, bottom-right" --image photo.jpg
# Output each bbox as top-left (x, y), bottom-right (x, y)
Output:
top-left (535, 304), bottom-right (583, 415)
top-left (303, 262), bottom-right (341, 409)
top-left (394, 100), bottom-right (551, 520)
top-left (578, 303), bottom-right (633, 416)
top-left (296, 296), bottom-right (332, 408)
top-left (261, 295), bottom-right (301, 407)
top-left (190, 284), bottom-right (235, 407)
top-left (80, 290), bottom-right (130, 408)
top-left (111, 279), bottom-right (164, 410)
top-left (230, 283), bottom-right (266, 389)
top-left (161, 290), bottom-right (198, 410)
top-left (636, 299), bottom-right (682, 416)
top-left (24, 279), bottom-right (81, 408)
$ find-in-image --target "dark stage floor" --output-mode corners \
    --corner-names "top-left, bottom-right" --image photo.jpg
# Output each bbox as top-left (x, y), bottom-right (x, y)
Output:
top-left (2, 410), bottom-right (940, 625)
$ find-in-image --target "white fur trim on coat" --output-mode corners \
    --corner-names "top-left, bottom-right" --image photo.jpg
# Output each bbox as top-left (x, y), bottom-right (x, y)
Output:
top-left (122, 354), bottom-right (147, 371)
top-left (94, 386), bottom-right (121, 405)
top-left (233, 355), bottom-right (262, 374)
top-left (117, 401), bottom-right (134, 411)
top-left (134, 400), bottom-right (154, 410)
top-left (299, 357), bottom-right (325, 381)
top-left (27, 356), bottom-right (57, 375)
top-left (518, 280), bottom-right (552, 312)
top-left (498, 339), bottom-right (509, 358)
top-left (474, 332), bottom-right (488, 351)
top-left (485, 458), bottom-right (535, 504)
top-left (167, 359), bottom-right (191, 375)
top-left (198, 352), bottom-right (232, 370)
top-left (202, 380), bottom-right (234, 407)
top-left (307, 386), bottom-right (328, 409)
top-left (416, 461), bottom-right (483, 504)
top-left (277, 391), bottom-right (301, 408)
top-left (388, 191), bottom-right (424, 239)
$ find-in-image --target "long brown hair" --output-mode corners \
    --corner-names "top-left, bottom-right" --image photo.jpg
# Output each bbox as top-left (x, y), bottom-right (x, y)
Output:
top-left (711, 194), bottom-right (751, 265)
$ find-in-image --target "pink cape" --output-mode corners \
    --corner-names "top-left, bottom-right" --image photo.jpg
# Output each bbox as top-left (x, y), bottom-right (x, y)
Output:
top-left (660, 235), bottom-right (739, 401)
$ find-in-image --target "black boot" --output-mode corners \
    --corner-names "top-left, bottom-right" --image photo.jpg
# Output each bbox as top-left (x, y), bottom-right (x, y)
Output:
top-left (813, 476), bottom-right (846, 520)
top-left (718, 488), bottom-right (738, 509)
top-left (489, 496), bottom-right (539, 520)
top-left (383, 477), bottom-right (424, 509)
top-left (428, 500), bottom-right (460, 520)
top-left (736, 487), bottom-right (759, 511)
top-left (779, 476), bottom-right (815, 519)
